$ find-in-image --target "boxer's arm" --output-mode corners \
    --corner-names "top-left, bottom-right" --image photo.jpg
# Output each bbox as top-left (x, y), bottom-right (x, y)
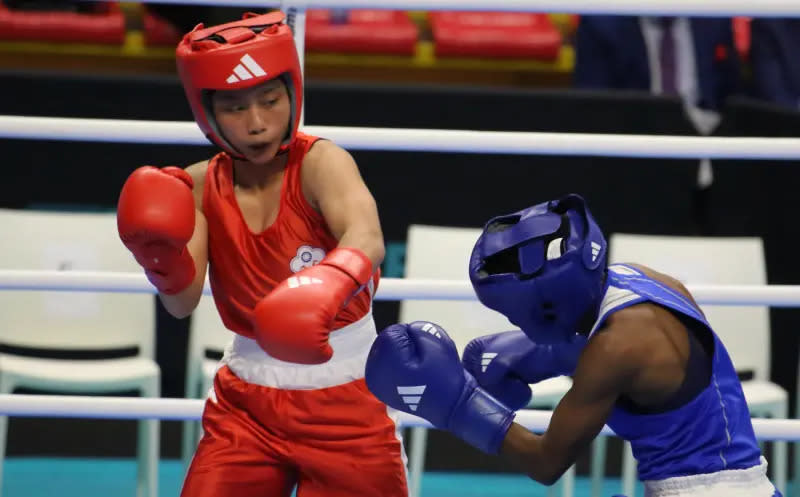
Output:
top-left (158, 211), bottom-right (208, 318)
top-left (301, 140), bottom-right (385, 269)
top-left (252, 145), bottom-right (381, 363)
top-left (500, 328), bottom-right (639, 485)
top-left (159, 162), bottom-right (210, 319)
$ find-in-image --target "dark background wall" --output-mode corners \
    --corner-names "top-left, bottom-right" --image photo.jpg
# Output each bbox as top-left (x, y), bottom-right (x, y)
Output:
top-left (1, 71), bottom-right (799, 474)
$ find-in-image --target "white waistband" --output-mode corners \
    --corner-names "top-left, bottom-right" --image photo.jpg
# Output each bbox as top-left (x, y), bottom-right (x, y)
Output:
top-left (220, 311), bottom-right (377, 390)
top-left (643, 457), bottom-right (776, 497)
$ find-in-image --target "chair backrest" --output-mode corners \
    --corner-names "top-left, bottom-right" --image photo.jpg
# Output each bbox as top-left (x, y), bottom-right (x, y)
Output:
top-left (0, 209), bottom-right (155, 358)
top-left (609, 233), bottom-right (770, 381)
top-left (400, 224), bottom-right (515, 355)
top-left (187, 293), bottom-right (234, 370)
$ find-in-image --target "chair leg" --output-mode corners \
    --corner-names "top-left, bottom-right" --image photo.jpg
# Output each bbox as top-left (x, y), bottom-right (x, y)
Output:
top-left (181, 379), bottom-right (201, 472)
top-left (407, 427), bottom-right (427, 497)
top-left (622, 441), bottom-right (637, 497)
top-left (752, 406), bottom-right (787, 496)
top-left (137, 418), bottom-right (159, 497)
top-left (561, 464), bottom-right (575, 497)
top-left (545, 464), bottom-right (575, 497)
top-left (186, 377), bottom-right (214, 472)
top-left (772, 403), bottom-right (788, 496)
top-left (590, 436), bottom-right (607, 497)
top-left (180, 417), bottom-right (198, 473)
top-left (0, 377), bottom-right (15, 497)
top-left (138, 378), bottom-right (160, 497)
top-left (796, 399), bottom-right (800, 493)
top-left (0, 413), bottom-right (6, 497)
top-left (773, 439), bottom-right (787, 496)
top-left (794, 434), bottom-right (800, 495)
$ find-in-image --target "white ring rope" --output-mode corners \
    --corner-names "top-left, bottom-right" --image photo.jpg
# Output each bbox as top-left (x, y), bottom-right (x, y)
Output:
top-left (88, 0), bottom-right (800, 17)
top-left (0, 394), bottom-right (204, 421)
top-left (0, 393), bottom-right (796, 441)
top-left (0, 270), bottom-right (797, 438)
top-left (3, 116), bottom-right (800, 160)
top-left (3, 270), bottom-right (800, 307)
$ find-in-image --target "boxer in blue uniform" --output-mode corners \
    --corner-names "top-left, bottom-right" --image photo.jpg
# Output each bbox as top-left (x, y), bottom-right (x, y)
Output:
top-left (366, 194), bottom-right (780, 497)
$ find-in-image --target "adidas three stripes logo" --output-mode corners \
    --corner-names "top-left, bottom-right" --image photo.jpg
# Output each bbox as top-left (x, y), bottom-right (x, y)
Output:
top-left (226, 54), bottom-right (267, 84)
top-left (397, 385), bottom-right (426, 412)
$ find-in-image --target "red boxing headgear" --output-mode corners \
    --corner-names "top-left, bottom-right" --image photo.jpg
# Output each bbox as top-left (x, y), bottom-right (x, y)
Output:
top-left (176, 11), bottom-right (302, 158)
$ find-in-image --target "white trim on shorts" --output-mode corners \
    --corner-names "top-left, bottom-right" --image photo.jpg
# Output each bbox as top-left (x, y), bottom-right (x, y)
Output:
top-left (220, 310), bottom-right (377, 390)
top-left (643, 457), bottom-right (776, 497)
top-left (385, 406), bottom-right (410, 489)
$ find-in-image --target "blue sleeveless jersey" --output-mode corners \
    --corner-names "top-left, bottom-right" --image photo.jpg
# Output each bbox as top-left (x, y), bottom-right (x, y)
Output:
top-left (593, 264), bottom-right (763, 482)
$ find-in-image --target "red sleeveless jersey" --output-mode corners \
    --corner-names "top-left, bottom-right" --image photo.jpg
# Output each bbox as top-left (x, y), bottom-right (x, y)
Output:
top-left (202, 133), bottom-right (374, 339)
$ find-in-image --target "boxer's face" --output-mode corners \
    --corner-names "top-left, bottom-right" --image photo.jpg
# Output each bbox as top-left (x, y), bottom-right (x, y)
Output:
top-left (211, 78), bottom-right (291, 164)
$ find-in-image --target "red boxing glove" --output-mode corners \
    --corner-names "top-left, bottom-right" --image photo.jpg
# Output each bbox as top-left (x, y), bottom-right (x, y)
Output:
top-left (117, 166), bottom-right (197, 295)
top-left (252, 247), bottom-right (373, 364)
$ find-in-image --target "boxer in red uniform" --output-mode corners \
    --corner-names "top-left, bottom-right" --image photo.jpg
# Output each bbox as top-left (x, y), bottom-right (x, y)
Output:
top-left (116, 11), bottom-right (408, 497)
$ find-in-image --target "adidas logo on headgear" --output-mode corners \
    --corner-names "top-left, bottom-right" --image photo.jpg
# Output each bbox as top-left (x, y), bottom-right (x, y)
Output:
top-left (590, 241), bottom-right (602, 262)
top-left (397, 385), bottom-right (426, 412)
top-left (226, 54), bottom-right (267, 84)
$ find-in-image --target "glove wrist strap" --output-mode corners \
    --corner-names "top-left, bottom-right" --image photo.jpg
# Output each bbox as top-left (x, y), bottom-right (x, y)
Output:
top-left (449, 376), bottom-right (515, 455)
top-left (323, 247), bottom-right (373, 284)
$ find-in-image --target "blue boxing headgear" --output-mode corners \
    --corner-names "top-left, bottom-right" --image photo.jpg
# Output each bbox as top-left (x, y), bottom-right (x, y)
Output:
top-left (469, 194), bottom-right (608, 344)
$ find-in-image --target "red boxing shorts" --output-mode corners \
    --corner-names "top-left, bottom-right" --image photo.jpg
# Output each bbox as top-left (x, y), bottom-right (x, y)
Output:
top-left (181, 311), bottom-right (409, 497)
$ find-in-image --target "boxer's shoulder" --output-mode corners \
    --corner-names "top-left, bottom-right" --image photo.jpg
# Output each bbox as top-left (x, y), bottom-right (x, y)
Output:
top-left (184, 160), bottom-right (210, 210)
top-left (623, 263), bottom-right (694, 303)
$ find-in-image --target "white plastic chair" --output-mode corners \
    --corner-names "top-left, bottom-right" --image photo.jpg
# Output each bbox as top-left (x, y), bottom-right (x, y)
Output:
top-left (0, 208), bottom-right (160, 497)
top-left (181, 293), bottom-right (233, 470)
top-left (400, 224), bottom-right (576, 497)
top-left (609, 233), bottom-right (787, 497)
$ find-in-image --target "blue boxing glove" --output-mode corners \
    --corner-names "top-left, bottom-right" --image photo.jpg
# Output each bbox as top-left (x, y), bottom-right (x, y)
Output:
top-left (462, 330), bottom-right (586, 411)
top-left (365, 321), bottom-right (515, 455)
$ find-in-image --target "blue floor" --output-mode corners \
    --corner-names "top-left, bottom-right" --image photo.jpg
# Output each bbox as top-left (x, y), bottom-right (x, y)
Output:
top-left (1, 458), bottom-right (648, 497)
top-left (5, 458), bottom-right (793, 496)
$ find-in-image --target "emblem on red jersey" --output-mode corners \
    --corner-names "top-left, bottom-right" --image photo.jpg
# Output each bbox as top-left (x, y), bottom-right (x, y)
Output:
top-left (290, 245), bottom-right (326, 272)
